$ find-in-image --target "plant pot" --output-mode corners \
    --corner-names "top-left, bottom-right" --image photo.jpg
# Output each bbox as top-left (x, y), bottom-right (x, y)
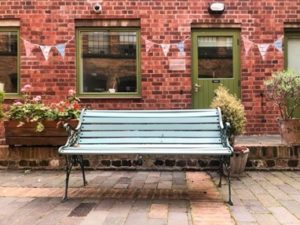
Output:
top-left (229, 147), bottom-right (249, 177)
top-left (4, 120), bottom-right (78, 146)
top-left (279, 119), bottom-right (300, 146)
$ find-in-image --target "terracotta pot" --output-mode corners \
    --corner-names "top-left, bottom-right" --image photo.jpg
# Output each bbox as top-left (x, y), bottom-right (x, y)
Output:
top-left (279, 119), bottom-right (300, 146)
top-left (4, 120), bottom-right (78, 146)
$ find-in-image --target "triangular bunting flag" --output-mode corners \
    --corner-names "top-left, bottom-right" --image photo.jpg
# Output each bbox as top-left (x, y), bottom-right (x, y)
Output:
top-left (56, 43), bottom-right (66, 58)
top-left (176, 41), bottom-right (185, 53)
top-left (274, 37), bottom-right (283, 52)
top-left (257, 44), bottom-right (270, 60)
top-left (145, 39), bottom-right (155, 53)
top-left (242, 37), bottom-right (254, 55)
top-left (23, 39), bottom-right (36, 57)
top-left (160, 44), bottom-right (170, 57)
top-left (40, 45), bottom-right (52, 61)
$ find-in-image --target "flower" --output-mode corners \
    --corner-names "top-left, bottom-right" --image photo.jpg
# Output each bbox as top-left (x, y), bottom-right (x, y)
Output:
top-left (7, 84), bottom-right (81, 132)
top-left (68, 89), bottom-right (75, 96)
top-left (32, 95), bottom-right (41, 102)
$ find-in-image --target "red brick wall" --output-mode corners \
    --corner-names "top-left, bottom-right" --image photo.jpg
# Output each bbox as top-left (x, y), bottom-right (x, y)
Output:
top-left (0, 0), bottom-right (300, 134)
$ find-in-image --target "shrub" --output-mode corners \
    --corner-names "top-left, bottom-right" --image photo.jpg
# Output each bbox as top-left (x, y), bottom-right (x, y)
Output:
top-left (264, 69), bottom-right (300, 120)
top-left (210, 85), bottom-right (246, 139)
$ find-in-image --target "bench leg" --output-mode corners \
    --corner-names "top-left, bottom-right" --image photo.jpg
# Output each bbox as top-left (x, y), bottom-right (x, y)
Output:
top-left (78, 155), bottom-right (88, 186)
top-left (218, 157), bottom-right (224, 188)
top-left (63, 155), bottom-right (73, 201)
top-left (224, 156), bottom-right (233, 206)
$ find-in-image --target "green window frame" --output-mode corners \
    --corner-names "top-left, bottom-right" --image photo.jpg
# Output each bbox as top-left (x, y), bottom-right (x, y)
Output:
top-left (284, 29), bottom-right (300, 73)
top-left (76, 27), bottom-right (141, 98)
top-left (0, 27), bottom-right (20, 96)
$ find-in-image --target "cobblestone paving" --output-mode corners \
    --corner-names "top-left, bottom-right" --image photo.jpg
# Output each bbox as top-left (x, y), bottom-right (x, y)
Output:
top-left (211, 171), bottom-right (300, 225)
top-left (0, 170), bottom-right (234, 225)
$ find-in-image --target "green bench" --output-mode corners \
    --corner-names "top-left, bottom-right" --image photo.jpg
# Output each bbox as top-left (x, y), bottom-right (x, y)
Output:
top-left (59, 108), bottom-right (234, 204)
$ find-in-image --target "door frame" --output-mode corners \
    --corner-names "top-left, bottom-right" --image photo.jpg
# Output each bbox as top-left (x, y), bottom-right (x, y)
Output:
top-left (191, 29), bottom-right (241, 108)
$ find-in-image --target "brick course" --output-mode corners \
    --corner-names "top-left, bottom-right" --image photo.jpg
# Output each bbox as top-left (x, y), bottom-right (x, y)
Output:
top-left (0, 0), bottom-right (300, 134)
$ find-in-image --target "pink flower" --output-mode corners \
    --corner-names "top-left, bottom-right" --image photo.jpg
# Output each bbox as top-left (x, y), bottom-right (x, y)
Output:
top-left (68, 89), bottom-right (75, 96)
top-left (21, 84), bottom-right (32, 93)
top-left (33, 95), bottom-right (41, 102)
top-left (14, 101), bottom-right (22, 106)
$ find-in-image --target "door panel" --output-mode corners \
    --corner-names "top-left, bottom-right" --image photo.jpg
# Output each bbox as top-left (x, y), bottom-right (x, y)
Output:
top-left (192, 30), bottom-right (240, 109)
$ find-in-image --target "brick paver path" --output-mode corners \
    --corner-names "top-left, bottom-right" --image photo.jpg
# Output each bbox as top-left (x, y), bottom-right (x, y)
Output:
top-left (0, 170), bottom-right (234, 225)
top-left (211, 171), bottom-right (300, 225)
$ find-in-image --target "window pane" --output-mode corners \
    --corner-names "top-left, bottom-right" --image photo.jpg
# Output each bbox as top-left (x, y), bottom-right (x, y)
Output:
top-left (0, 31), bottom-right (18, 93)
top-left (198, 36), bottom-right (233, 79)
top-left (288, 39), bottom-right (300, 74)
top-left (81, 30), bottom-right (137, 93)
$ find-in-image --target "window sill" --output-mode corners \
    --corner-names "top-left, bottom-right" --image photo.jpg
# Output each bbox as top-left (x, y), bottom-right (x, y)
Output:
top-left (77, 93), bottom-right (142, 99)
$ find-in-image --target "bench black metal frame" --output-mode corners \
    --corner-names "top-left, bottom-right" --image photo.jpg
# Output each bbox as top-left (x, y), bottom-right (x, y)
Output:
top-left (59, 108), bottom-right (234, 205)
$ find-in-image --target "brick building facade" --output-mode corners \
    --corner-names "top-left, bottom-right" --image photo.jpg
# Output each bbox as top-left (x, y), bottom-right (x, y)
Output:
top-left (0, 0), bottom-right (300, 134)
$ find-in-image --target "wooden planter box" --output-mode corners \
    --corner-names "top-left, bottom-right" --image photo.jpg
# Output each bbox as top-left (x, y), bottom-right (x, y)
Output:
top-left (4, 120), bottom-right (78, 146)
top-left (279, 119), bottom-right (300, 146)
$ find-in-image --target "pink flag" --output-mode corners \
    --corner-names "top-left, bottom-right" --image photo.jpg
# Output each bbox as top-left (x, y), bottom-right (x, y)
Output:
top-left (160, 44), bottom-right (171, 57)
top-left (145, 39), bottom-right (154, 53)
top-left (23, 39), bottom-right (36, 57)
top-left (257, 44), bottom-right (270, 60)
top-left (243, 37), bottom-right (253, 55)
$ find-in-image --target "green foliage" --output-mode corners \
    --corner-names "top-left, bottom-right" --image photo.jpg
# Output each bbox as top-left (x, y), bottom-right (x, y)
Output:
top-left (264, 70), bottom-right (300, 119)
top-left (210, 85), bottom-right (246, 137)
top-left (7, 85), bottom-right (81, 132)
top-left (0, 91), bottom-right (4, 119)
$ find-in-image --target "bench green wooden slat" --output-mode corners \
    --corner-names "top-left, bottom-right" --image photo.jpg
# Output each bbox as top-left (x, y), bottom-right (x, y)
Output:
top-left (78, 137), bottom-right (222, 144)
top-left (84, 111), bottom-right (218, 118)
top-left (82, 116), bottom-right (219, 124)
top-left (58, 108), bottom-right (233, 204)
top-left (59, 148), bottom-right (232, 155)
top-left (81, 123), bottom-right (220, 131)
top-left (79, 131), bottom-right (221, 138)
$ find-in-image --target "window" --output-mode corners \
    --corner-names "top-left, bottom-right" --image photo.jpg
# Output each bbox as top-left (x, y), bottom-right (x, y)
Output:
top-left (285, 31), bottom-right (300, 73)
top-left (77, 28), bottom-right (140, 97)
top-left (0, 29), bottom-right (19, 93)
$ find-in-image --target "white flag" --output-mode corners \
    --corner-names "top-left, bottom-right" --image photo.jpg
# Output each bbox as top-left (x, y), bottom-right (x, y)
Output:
top-left (160, 44), bottom-right (170, 57)
top-left (40, 45), bottom-right (52, 61)
top-left (55, 43), bottom-right (66, 58)
top-left (257, 44), bottom-right (270, 60)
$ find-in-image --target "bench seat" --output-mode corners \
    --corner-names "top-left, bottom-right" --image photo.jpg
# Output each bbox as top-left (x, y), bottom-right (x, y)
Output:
top-left (58, 108), bottom-right (233, 204)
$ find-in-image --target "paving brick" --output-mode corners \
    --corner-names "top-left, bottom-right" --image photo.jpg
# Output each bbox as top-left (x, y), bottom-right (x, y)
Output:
top-left (149, 203), bottom-right (169, 219)
top-left (268, 207), bottom-right (299, 224)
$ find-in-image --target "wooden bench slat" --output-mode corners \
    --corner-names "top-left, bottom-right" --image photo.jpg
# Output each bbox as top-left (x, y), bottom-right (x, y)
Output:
top-left (78, 137), bottom-right (222, 144)
top-left (81, 124), bottom-right (220, 131)
top-left (82, 116), bottom-right (219, 124)
top-left (59, 147), bottom-right (232, 155)
top-left (84, 111), bottom-right (218, 118)
top-left (79, 131), bottom-right (221, 138)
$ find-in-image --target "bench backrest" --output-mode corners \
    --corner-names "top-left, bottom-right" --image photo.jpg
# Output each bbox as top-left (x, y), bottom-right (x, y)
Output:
top-left (76, 108), bottom-right (229, 147)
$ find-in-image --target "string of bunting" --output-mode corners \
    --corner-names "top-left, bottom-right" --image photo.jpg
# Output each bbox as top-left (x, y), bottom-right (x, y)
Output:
top-left (143, 36), bottom-right (190, 56)
top-left (242, 35), bottom-right (283, 60)
top-left (22, 37), bottom-right (74, 61)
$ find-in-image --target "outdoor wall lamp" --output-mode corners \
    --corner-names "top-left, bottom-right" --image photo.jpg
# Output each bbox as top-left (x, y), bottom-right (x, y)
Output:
top-left (208, 2), bottom-right (225, 14)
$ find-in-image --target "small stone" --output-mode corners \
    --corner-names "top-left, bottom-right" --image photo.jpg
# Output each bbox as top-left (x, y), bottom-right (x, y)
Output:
top-left (187, 160), bottom-right (197, 167)
top-left (198, 160), bottom-right (208, 167)
top-left (266, 160), bottom-right (275, 167)
top-left (176, 160), bottom-right (186, 167)
top-left (49, 159), bottom-right (60, 167)
top-left (165, 159), bottom-right (175, 167)
top-left (101, 160), bottom-right (111, 167)
top-left (112, 160), bottom-right (121, 167)
top-left (154, 159), bottom-right (164, 166)
top-left (122, 160), bottom-right (132, 167)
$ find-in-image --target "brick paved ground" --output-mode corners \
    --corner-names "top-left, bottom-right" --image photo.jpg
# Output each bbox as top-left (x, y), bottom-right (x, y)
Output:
top-left (0, 170), bottom-right (234, 225)
top-left (211, 171), bottom-right (300, 225)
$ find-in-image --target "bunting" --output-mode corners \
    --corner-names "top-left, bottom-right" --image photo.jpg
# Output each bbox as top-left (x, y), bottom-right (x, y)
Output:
top-left (273, 37), bottom-right (283, 52)
top-left (160, 44), bottom-right (171, 56)
top-left (143, 36), bottom-right (190, 56)
top-left (22, 37), bottom-right (73, 61)
top-left (55, 43), bottom-right (67, 58)
top-left (242, 36), bottom-right (284, 61)
top-left (257, 44), bottom-right (270, 60)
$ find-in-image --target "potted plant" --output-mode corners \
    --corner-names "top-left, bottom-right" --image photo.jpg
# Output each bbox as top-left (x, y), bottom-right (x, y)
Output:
top-left (211, 85), bottom-right (248, 176)
top-left (4, 85), bottom-right (81, 146)
top-left (264, 69), bottom-right (300, 145)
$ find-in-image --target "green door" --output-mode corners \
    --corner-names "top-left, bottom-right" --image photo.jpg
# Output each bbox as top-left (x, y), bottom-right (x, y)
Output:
top-left (192, 30), bottom-right (240, 108)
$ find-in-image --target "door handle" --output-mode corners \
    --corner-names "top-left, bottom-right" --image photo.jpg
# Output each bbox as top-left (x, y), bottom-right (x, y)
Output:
top-left (194, 83), bottom-right (201, 93)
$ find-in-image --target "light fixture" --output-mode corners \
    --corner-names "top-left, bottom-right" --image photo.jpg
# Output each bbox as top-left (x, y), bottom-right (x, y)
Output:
top-left (208, 2), bottom-right (225, 14)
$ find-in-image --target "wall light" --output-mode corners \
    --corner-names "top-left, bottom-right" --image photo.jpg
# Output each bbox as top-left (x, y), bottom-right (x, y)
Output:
top-left (208, 2), bottom-right (225, 14)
